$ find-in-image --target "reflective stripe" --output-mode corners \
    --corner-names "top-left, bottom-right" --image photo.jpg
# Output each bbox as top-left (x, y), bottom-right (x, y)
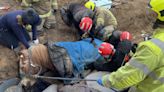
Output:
top-left (150, 38), bottom-right (164, 52)
top-left (103, 75), bottom-right (125, 92)
top-left (39, 10), bottom-right (52, 18)
top-left (149, 72), bottom-right (164, 83)
top-left (21, 0), bottom-right (32, 7)
top-left (129, 59), bottom-right (150, 75)
top-left (128, 38), bottom-right (164, 84)
top-left (129, 59), bottom-right (164, 83)
top-left (150, 38), bottom-right (164, 83)
top-left (103, 75), bottom-right (111, 87)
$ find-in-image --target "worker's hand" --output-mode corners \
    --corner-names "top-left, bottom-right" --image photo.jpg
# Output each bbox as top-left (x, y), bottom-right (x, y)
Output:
top-left (33, 39), bottom-right (39, 44)
top-left (95, 24), bottom-right (104, 33)
top-left (97, 78), bottom-right (103, 86)
top-left (81, 32), bottom-right (89, 39)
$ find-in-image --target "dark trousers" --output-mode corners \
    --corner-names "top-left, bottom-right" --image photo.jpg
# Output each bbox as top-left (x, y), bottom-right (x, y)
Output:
top-left (0, 28), bottom-right (30, 49)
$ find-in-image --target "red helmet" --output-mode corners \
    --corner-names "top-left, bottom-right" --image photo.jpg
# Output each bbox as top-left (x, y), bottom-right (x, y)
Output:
top-left (79, 17), bottom-right (93, 32)
top-left (120, 31), bottom-right (132, 41)
top-left (98, 42), bottom-right (115, 56)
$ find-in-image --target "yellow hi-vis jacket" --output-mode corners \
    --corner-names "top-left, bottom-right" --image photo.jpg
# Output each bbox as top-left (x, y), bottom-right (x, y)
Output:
top-left (102, 28), bottom-right (164, 92)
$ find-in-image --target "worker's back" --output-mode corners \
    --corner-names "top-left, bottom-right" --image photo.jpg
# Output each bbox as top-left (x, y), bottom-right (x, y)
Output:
top-left (68, 3), bottom-right (94, 24)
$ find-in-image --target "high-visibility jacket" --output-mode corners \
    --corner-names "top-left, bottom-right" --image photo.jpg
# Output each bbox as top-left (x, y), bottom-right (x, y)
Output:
top-left (102, 28), bottom-right (164, 92)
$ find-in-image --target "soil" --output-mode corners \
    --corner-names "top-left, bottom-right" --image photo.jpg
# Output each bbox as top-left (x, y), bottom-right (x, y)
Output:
top-left (0, 0), bottom-right (155, 81)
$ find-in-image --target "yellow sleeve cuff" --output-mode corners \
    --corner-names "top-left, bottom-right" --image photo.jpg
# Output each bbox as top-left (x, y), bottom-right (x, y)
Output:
top-left (102, 74), bottom-right (111, 88)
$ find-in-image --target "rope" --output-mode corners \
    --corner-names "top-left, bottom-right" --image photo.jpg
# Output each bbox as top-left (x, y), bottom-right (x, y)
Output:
top-left (32, 75), bottom-right (97, 81)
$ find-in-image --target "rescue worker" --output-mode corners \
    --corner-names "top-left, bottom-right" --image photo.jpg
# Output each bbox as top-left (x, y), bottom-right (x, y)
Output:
top-left (84, 1), bottom-right (118, 41)
top-left (97, 0), bottom-right (164, 91)
top-left (20, 0), bottom-right (58, 31)
top-left (19, 38), bottom-right (104, 84)
top-left (0, 8), bottom-right (41, 49)
top-left (108, 31), bottom-right (132, 48)
top-left (60, 3), bottom-right (94, 36)
top-left (94, 32), bottom-right (132, 72)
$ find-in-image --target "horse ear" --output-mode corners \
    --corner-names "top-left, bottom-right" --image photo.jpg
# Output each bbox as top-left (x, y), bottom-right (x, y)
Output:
top-left (20, 43), bottom-right (26, 50)
top-left (18, 50), bottom-right (25, 56)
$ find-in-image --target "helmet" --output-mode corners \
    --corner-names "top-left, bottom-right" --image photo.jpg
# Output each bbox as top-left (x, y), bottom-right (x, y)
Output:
top-left (98, 42), bottom-right (115, 56)
top-left (84, 1), bottom-right (96, 11)
top-left (22, 8), bottom-right (41, 25)
top-left (79, 17), bottom-right (93, 32)
top-left (120, 31), bottom-right (132, 41)
top-left (149, 0), bottom-right (164, 21)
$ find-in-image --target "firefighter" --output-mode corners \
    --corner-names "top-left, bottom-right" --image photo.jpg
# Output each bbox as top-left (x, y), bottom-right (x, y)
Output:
top-left (20, 0), bottom-right (58, 31)
top-left (94, 32), bottom-right (132, 72)
top-left (60, 3), bottom-right (94, 36)
top-left (84, 1), bottom-right (118, 41)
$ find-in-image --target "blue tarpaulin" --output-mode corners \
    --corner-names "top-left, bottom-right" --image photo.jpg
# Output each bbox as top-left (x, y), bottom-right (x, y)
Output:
top-left (55, 38), bottom-right (103, 74)
top-left (90, 0), bottom-right (112, 9)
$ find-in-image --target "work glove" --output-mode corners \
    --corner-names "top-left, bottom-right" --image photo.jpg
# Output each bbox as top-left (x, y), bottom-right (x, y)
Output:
top-left (97, 78), bottom-right (103, 86)
top-left (95, 24), bottom-right (104, 35)
top-left (81, 32), bottom-right (89, 39)
top-left (33, 39), bottom-right (39, 44)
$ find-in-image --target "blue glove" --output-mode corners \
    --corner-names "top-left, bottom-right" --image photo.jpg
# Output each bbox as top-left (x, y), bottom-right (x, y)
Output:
top-left (97, 78), bottom-right (103, 86)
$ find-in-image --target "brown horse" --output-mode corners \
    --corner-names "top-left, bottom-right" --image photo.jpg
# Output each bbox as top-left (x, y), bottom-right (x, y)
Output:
top-left (19, 44), bottom-right (55, 75)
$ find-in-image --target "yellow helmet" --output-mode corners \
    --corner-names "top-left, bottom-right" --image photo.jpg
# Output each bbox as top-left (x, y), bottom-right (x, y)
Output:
top-left (84, 1), bottom-right (95, 11)
top-left (149, 0), bottom-right (164, 21)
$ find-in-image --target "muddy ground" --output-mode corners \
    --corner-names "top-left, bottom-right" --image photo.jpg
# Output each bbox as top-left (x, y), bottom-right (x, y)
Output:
top-left (0, 0), bottom-right (154, 81)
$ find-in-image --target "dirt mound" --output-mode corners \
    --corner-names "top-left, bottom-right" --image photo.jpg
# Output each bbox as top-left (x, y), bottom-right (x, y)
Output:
top-left (111, 0), bottom-right (154, 43)
top-left (0, 46), bottom-right (18, 80)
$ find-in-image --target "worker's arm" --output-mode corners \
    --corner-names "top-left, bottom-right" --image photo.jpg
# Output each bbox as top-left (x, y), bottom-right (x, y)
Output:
top-left (101, 42), bottom-right (159, 90)
top-left (106, 10), bottom-right (117, 28)
top-left (31, 26), bottom-right (37, 40)
top-left (95, 9), bottom-right (105, 29)
top-left (96, 8), bottom-right (117, 29)
top-left (95, 40), bottom-right (132, 72)
top-left (11, 24), bottom-right (30, 48)
top-left (115, 40), bottom-right (132, 58)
